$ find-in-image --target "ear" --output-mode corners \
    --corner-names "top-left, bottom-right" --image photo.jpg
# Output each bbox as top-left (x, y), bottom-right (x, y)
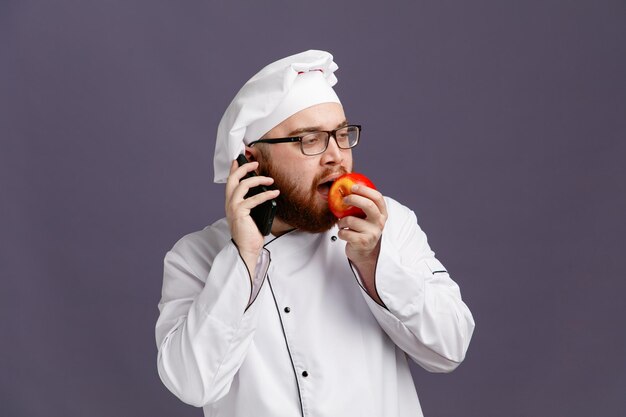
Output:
top-left (244, 145), bottom-right (258, 162)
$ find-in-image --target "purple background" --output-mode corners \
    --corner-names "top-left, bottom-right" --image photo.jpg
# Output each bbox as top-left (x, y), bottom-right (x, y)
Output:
top-left (2, 1), bottom-right (625, 416)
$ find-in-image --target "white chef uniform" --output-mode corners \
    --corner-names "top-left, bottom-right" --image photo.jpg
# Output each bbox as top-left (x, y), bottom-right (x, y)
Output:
top-left (155, 196), bottom-right (475, 417)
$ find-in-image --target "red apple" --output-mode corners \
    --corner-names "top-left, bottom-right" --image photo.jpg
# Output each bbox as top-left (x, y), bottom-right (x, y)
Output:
top-left (328, 172), bottom-right (376, 218)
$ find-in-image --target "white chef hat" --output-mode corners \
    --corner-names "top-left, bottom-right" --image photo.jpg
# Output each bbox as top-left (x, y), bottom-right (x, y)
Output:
top-left (213, 50), bottom-right (341, 183)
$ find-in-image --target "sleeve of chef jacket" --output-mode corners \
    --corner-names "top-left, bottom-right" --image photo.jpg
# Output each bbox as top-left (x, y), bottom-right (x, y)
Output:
top-left (353, 197), bottom-right (475, 373)
top-left (155, 230), bottom-right (270, 407)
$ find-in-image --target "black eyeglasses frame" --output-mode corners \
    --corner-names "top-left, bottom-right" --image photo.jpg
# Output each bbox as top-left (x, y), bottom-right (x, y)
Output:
top-left (248, 124), bottom-right (362, 156)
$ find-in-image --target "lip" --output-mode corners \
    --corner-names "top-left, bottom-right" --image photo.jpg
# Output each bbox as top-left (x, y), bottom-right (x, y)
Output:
top-left (316, 172), bottom-right (344, 200)
top-left (318, 172), bottom-right (344, 186)
top-left (316, 185), bottom-right (331, 200)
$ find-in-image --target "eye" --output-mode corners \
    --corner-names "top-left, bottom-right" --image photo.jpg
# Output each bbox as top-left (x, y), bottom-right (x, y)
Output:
top-left (336, 128), bottom-right (351, 142)
top-left (302, 134), bottom-right (322, 146)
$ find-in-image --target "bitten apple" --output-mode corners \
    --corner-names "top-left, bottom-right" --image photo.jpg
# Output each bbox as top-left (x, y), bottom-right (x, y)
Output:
top-left (328, 172), bottom-right (376, 218)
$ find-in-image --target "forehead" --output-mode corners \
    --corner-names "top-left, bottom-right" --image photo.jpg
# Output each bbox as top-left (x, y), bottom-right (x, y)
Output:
top-left (268, 102), bottom-right (346, 136)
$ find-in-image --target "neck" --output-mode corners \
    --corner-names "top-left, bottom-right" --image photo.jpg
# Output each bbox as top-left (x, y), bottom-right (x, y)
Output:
top-left (270, 217), bottom-right (295, 237)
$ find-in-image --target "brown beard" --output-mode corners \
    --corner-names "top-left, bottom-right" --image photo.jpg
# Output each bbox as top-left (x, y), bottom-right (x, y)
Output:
top-left (257, 156), bottom-right (347, 233)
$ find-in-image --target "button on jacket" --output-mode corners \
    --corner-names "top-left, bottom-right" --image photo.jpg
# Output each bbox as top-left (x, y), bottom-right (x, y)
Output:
top-left (156, 197), bottom-right (475, 417)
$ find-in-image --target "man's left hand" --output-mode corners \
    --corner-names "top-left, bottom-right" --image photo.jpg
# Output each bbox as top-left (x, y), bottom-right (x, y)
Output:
top-left (337, 185), bottom-right (388, 302)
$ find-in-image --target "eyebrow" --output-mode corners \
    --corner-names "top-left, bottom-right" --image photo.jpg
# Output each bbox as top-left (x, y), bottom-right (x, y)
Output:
top-left (287, 120), bottom-right (348, 136)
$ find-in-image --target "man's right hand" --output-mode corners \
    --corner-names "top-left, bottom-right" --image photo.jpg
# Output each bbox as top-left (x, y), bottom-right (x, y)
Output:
top-left (225, 159), bottom-right (279, 278)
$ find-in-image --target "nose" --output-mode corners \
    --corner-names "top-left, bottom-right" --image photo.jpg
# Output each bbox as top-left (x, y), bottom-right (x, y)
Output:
top-left (320, 135), bottom-right (345, 166)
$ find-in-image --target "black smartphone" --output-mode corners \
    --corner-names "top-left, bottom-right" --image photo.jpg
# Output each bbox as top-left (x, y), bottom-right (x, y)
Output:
top-left (236, 154), bottom-right (277, 236)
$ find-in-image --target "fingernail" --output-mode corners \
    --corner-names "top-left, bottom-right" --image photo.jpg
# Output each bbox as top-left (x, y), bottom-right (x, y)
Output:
top-left (352, 185), bottom-right (359, 191)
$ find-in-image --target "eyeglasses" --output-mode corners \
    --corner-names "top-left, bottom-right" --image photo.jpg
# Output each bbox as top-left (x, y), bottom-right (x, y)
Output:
top-left (248, 124), bottom-right (361, 156)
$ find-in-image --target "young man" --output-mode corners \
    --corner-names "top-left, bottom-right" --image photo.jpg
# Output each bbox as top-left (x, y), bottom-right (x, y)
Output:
top-left (156, 50), bottom-right (475, 417)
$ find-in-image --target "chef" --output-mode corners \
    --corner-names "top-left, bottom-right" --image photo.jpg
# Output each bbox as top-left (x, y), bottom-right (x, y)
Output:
top-left (155, 50), bottom-right (475, 417)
